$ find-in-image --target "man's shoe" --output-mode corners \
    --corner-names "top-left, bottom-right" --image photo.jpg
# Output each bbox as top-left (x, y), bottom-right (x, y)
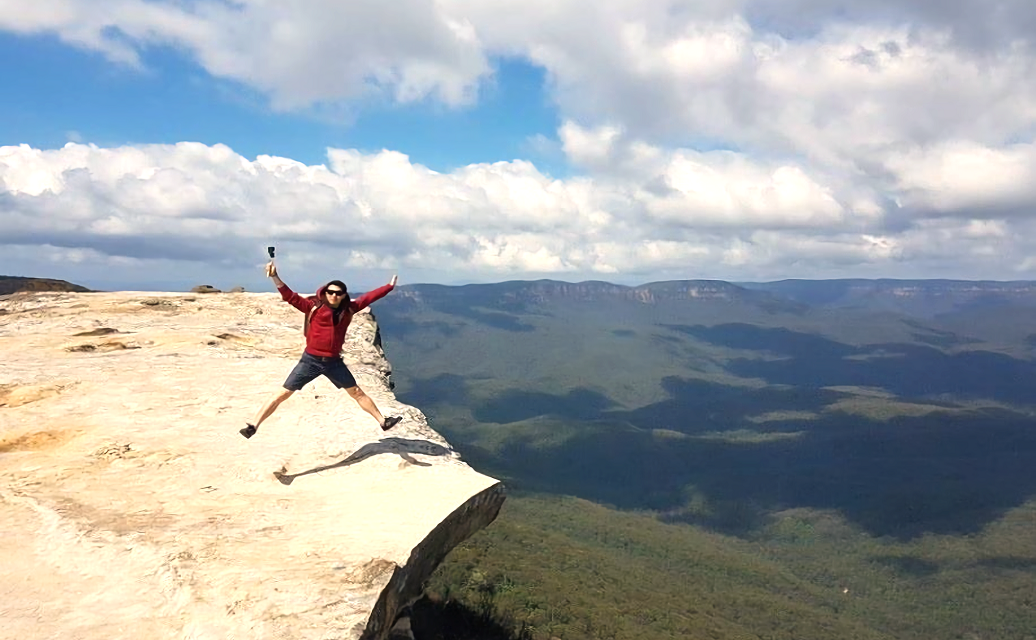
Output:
top-left (240, 424), bottom-right (257, 439)
top-left (381, 416), bottom-right (402, 431)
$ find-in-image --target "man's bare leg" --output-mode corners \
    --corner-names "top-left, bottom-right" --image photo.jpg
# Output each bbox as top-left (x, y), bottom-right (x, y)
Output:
top-left (345, 386), bottom-right (401, 430)
top-left (241, 388), bottom-right (294, 438)
top-left (253, 387), bottom-right (295, 427)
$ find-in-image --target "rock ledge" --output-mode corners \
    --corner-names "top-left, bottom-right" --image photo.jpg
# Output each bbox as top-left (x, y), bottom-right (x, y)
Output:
top-left (0, 291), bottom-right (504, 639)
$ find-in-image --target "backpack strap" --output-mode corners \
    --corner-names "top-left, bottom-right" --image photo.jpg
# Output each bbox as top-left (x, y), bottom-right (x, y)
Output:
top-left (304, 300), bottom-right (324, 336)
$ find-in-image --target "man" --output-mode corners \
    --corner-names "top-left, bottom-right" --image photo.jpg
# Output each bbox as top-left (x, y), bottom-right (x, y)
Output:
top-left (240, 261), bottom-right (402, 439)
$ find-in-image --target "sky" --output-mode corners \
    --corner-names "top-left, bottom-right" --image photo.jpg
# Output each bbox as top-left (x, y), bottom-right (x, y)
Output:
top-left (2, 1), bottom-right (1036, 292)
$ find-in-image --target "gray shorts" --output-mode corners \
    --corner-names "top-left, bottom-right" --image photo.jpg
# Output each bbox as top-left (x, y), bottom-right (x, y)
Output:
top-left (283, 352), bottom-right (357, 391)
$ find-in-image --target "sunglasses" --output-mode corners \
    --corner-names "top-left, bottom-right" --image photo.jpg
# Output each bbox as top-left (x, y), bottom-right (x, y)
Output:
top-left (325, 290), bottom-right (347, 297)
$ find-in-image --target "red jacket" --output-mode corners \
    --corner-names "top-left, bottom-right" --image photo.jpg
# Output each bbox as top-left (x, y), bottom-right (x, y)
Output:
top-left (278, 281), bottom-right (394, 357)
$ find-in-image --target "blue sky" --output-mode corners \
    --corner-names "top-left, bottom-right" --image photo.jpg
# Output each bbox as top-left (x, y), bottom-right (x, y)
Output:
top-left (1, 1), bottom-right (1036, 291)
top-left (0, 33), bottom-right (563, 175)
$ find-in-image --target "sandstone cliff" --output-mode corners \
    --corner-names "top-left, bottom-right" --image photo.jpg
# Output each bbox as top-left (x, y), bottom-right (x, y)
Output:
top-left (0, 290), bottom-right (504, 639)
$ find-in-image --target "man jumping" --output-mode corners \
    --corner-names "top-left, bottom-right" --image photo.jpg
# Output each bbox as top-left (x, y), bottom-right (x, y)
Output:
top-left (240, 261), bottom-right (402, 439)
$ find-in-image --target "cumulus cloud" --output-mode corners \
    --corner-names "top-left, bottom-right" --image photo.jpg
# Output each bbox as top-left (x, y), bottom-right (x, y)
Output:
top-left (741, 0), bottom-right (1036, 51)
top-left (463, 6), bottom-right (1036, 166)
top-left (882, 141), bottom-right (1036, 217)
top-left (3, 1), bottom-right (1036, 285)
top-left (4, 1), bottom-right (1034, 159)
top-left (2, 140), bottom-right (1035, 289)
top-left (0, 0), bottom-right (490, 108)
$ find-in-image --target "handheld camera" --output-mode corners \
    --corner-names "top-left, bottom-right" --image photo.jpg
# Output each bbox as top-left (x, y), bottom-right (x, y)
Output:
top-left (267, 246), bottom-right (276, 259)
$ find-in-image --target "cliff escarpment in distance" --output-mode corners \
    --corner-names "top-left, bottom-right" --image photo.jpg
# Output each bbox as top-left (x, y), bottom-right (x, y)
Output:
top-left (0, 275), bottom-right (92, 295)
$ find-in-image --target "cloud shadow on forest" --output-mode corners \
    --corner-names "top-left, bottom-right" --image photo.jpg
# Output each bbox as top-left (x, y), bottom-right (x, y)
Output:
top-left (444, 324), bottom-right (1036, 541)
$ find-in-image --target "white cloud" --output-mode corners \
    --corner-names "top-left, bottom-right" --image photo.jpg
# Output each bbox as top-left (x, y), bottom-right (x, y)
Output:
top-left (559, 122), bottom-right (624, 167)
top-left (4, 140), bottom-right (1036, 289)
top-left (883, 141), bottom-right (1036, 217)
top-left (4, 1), bottom-right (1035, 164)
top-left (557, 122), bottom-right (877, 231)
top-left (0, 0), bottom-right (490, 108)
top-left (3, 1), bottom-right (1036, 284)
top-left (468, 10), bottom-right (1036, 168)
top-left (740, 0), bottom-right (1036, 52)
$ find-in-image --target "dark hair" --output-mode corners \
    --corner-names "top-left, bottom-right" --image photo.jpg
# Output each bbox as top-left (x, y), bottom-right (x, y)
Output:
top-left (325, 280), bottom-right (348, 295)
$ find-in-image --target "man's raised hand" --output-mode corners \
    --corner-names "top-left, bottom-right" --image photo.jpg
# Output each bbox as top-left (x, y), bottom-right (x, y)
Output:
top-left (390, 274), bottom-right (398, 287)
top-left (265, 261), bottom-right (278, 278)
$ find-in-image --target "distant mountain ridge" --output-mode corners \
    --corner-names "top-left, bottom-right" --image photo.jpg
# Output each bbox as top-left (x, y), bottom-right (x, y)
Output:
top-left (7, 274), bottom-right (1036, 317)
top-left (392, 277), bottom-right (1036, 318)
top-left (396, 279), bottom-right (800, 308)
top-left (0, 276), bottom-right (92, 296)
top-left (739, 278), bottom-right (1036, 316)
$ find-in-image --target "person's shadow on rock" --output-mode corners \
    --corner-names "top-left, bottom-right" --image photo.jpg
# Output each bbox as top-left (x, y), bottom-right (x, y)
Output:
top-left (274, 437), bottom-right (452, 485)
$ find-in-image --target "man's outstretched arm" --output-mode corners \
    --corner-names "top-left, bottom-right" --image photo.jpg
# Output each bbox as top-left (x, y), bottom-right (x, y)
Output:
top-left (350, 274), bottom-right (398, 311)
top-left (266, 261), bottom-right (312, 313)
